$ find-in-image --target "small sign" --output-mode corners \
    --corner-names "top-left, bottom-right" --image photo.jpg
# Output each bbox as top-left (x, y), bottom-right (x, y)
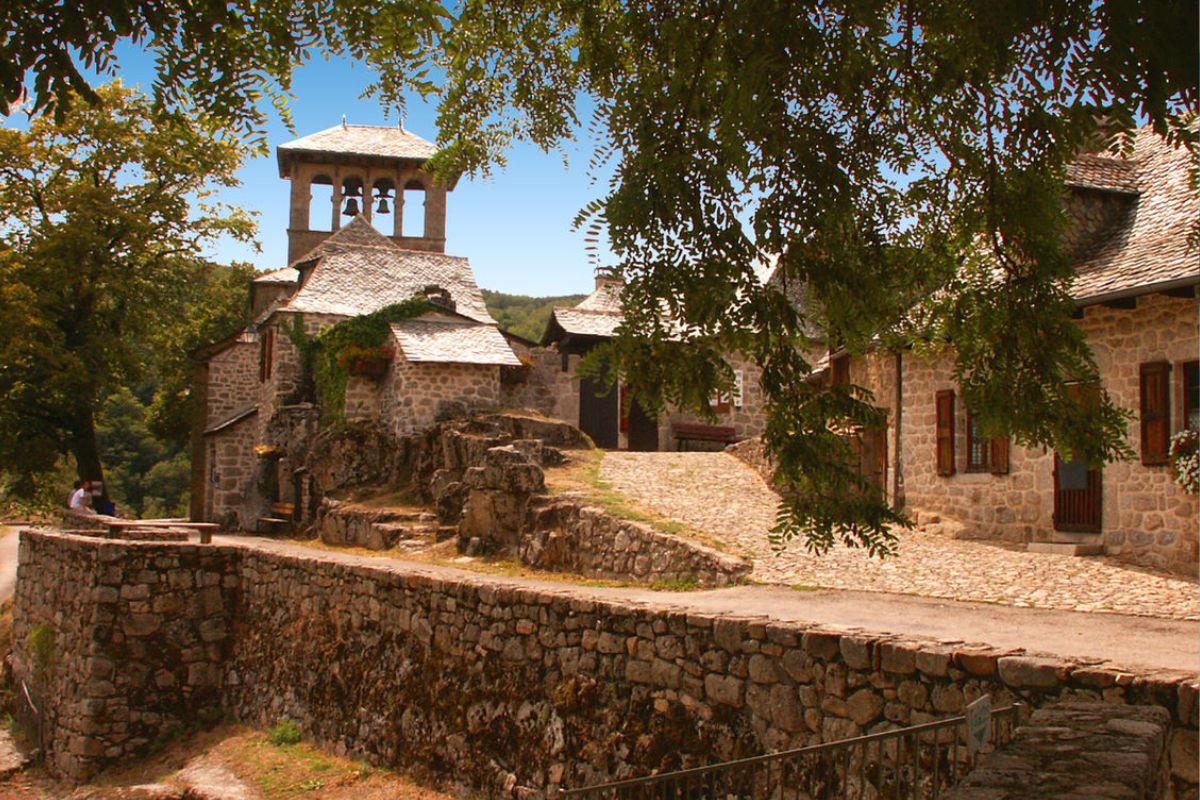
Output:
top-left (966, 696), bottom-right (991, 755)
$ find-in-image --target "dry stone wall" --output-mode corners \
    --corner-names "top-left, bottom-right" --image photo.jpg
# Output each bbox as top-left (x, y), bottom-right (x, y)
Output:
top-left (13, 530), bottom-right (1198, 797)
top-left (521, 498), bottom-right (750, 586)
top-left (947, 702), bottom-right (1171, 799)
top-left (11, 532), bottom-right (239, 781)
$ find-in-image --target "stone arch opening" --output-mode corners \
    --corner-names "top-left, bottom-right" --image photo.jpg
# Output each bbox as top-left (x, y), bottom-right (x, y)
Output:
top-left (402, 178), bottom-right (425, 237)
top-left (308, 174), bottom-right (333, 231)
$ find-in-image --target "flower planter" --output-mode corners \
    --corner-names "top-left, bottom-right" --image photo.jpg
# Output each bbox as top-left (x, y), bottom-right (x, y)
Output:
top-left (348, 359), bottom-right (389, 379)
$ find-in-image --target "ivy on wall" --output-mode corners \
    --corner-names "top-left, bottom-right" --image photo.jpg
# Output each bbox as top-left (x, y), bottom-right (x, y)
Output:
top-left (284, 297), bottom-right (438, 425)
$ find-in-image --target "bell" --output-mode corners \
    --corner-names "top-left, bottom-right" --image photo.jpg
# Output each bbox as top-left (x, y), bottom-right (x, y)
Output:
top-left (342, 197), bottom-right (360, 216)
top-left (376, 197), bottom-right (390, 214)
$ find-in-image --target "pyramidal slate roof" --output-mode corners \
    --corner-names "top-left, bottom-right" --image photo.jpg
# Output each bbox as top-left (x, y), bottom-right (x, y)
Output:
top-left (278, 123), bottom-right (437, 163)
top-left (547, 278), bottom-right (625, 340)
top-left (390, 318), bottom-right (520, 366)
top-left (1070, 128), bottom-right (1200, 302)
top-left (279, 217), bottom-right (495, 324)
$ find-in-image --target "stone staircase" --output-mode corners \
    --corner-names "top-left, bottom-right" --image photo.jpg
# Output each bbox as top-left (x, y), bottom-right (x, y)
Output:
top-left (315, 497), bottom-right (455, 552)
top-left (1026, 531), bottom-right (1104, 557)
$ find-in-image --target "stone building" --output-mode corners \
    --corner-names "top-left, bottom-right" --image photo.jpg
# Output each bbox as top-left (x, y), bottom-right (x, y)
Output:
top-left (191, 122), bottom-right (519, 528)
top-left (824, 128), bottom-right (1199, 574)
top-left (528, 272), bottom-right (771, 451)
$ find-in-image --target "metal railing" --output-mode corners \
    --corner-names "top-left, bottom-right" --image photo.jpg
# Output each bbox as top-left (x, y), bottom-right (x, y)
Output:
top-left (562, 704), bottom-right (1022, 800)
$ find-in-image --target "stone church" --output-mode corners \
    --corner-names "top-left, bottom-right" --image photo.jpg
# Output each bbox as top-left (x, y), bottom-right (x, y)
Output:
top-left (190, 122), bottom-right (521, 529)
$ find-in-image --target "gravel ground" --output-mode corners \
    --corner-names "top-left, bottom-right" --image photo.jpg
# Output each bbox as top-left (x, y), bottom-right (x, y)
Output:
top-left (599, 451), bottom-right (1200, 621)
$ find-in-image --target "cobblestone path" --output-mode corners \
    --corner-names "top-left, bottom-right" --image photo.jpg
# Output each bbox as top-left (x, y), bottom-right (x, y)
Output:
top-left (600, 451), bottom-right (1199, 621)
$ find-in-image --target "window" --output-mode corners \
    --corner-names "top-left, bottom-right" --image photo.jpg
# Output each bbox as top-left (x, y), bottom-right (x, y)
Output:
top-left (966, 414), bottom-right (988, 472)
top-left (965, 413), bottom-right (1011, 475)
top-left (830, 354), bottom-right (850, 387)
top-left (1183, 360), bottom-right (1199, 432)
top-left (1139, 361), bottom-right (1170, 465)
top-left (259, 327), bottom-right (275, 382)
top-left (935, 390), bottom-right (955, 476)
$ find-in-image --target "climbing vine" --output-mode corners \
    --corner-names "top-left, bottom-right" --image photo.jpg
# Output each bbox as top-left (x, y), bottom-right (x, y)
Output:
top-left (293, 298), bottom-right (438, 425)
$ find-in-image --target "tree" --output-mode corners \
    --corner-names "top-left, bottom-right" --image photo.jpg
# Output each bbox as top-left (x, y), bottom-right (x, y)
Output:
top-left (0, 82), bottom-right (255, 498)
top-left (4, 1), bottom-right (1196, 552)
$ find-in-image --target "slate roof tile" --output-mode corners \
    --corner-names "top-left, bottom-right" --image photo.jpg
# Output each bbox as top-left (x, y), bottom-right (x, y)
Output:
top-left (281, 217), bottom-right (495, 324)
top-left (390, 319), bottom-right (520, 366)
top-left (279, 124), bottom-right (438, 162)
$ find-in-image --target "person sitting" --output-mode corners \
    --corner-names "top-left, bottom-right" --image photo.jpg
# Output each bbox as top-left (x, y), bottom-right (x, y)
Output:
top-left (68, 480), bottom-right (94, 514)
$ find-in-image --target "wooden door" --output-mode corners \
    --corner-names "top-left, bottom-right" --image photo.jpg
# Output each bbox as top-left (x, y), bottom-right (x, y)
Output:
top-left (1054, 382), bottom-right (1103, 533)
top-left (1053, 455), bottom-right (1102, 532)
top-left (859, 425), bottom-right (888, 492)
top-left (579, 375), bottom-right (618, 449)
top-left (626, 396), bottom-right (660, 451)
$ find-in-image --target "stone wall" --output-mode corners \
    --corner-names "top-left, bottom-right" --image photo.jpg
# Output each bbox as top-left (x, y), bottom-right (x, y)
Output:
top-left (205, 341), bottom-right (259, 425)
top-left (382, 357), bottom-right (501, 437)
top-left (500, 347), bottom-right (581, 426)
top-left (14, 530), bottom-right (1197, 795)
top-left (203, 420), bottom-right (258, 528)
top-left (521, 498), bottom-right (750, 586)
top-left (947, 702), bottom-right (1171, 799)
top-left (11, 532), bottom-right (239, 780)
top-left (853, 293), bottom-right (1198, 574)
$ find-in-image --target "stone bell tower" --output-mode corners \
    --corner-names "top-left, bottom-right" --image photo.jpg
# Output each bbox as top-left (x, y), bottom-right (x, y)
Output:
top-left (277, 120), bottom-right (458, 263)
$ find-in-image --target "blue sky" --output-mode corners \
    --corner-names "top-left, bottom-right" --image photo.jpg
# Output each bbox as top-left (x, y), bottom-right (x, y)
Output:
top-left (7, 46), bottom-right (610, 297)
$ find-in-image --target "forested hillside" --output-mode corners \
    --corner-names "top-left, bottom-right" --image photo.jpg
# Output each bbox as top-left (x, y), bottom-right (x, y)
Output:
top-left (482, 289), bottom-right (587, 342)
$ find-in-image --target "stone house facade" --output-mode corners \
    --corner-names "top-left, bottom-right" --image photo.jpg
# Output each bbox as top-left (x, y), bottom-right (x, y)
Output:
top-left (830, 129), bottom-right (1198, 574)
top-left (526, 273), bottom-right (770, 451)
top-left (190, 123), bottom-right (519, 528)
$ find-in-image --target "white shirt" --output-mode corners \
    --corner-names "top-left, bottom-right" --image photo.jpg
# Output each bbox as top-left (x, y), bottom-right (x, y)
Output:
top-left (69, 487), bottom-right (88, 510)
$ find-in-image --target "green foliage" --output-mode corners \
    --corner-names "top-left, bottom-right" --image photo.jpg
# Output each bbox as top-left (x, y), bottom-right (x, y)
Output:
top-left (27, 624), bottom-right (54, 679)
top-left (304, 298), bottom-right (436, 425)
top-left (6, 1), bottom-right (1197, 553)
top-left (481, 289), bottom-right (586, 342)
top-left (0, 82), bottom-right (254, 500)
top-left (268, 718), bottom-right (302, 747)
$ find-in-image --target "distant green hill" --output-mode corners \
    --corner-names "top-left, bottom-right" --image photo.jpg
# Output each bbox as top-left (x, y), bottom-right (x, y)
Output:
top-left (482, 289), bottom-right (587, 343)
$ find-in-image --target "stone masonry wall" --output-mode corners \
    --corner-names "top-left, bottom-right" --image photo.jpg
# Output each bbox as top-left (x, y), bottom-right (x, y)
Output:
top-left (205, 341), bottom-right (259, 426)
top-left (382, 357), bottom-right (500, 437)
top-left (947, 702), bottom-right (1172, 800)
top-left (11, 532), bottom-right (240, 781)
top-left (14, 530), bottom-right (1198, 794)
top-left (521, 498), bottom-right (750, 586)
top-left (500, 347), bottom-right (581, 427)
top-left (855, 294), bottom-right (1198, 574)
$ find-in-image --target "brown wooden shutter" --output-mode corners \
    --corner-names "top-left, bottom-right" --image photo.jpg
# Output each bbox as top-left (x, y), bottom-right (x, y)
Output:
top-left (989, 437), bottom-right (1010, 475)
top-left (1139, 361), bottom-right (1170, 465)
top-left (259, 327), bottom-right (274, 382)
top-left (935, 390), bottom-right (955, 476)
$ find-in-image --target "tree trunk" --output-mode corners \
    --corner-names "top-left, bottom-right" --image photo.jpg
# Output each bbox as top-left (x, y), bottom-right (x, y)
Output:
top-left (69, 404), bottom-right (109, 508)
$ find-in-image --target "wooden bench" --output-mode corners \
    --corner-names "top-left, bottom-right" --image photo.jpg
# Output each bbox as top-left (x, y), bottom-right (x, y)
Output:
top-left (257, 502), bottom-right (295, 535)
top-left (102, 520), bottom-right (221, 544)
top-left (671, 423), bottom-right (738, 451)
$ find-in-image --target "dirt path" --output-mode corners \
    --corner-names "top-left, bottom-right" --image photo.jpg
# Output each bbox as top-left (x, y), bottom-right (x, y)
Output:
top-left (0, 526), bottom-right (20, 600)
top-left (219, 534), bottom-right (1199, 675)
top-left (599, 451), bottom-right (1200, 621)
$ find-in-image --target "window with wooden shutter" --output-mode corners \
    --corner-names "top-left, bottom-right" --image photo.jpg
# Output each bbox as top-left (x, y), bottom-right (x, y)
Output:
top-left (989, 436), bottom-right (1010, 475)
top-left (965, 413), bottom-right (987, 472)
top-left (1140, 361), bottom-right (1170, 464)
top-left (259, 327), bottom-right (274, 382)
top-left (935, 390), bottom-right (955, 476)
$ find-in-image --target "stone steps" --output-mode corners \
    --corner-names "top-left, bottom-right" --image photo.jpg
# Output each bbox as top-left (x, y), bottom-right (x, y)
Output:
top-left (1027, 541), bottom-right (1104, 556)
